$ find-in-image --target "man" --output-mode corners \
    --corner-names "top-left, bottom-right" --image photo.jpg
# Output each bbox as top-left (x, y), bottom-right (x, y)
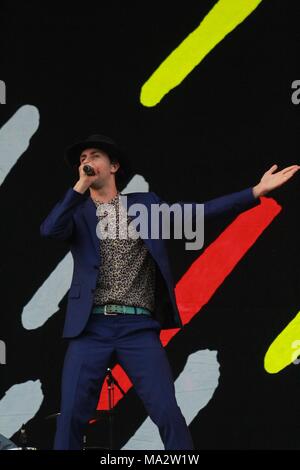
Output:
top-left (40, 134), bottom-right (299, 450)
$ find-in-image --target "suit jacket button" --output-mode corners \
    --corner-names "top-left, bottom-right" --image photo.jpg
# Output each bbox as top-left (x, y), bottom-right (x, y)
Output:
top-left (93, 265), bottom-right (98, 269)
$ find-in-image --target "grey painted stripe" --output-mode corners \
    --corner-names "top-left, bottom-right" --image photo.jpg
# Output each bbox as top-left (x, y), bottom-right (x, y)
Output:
top-left (0, 380), bottom-right (43, 439)
top-left (122, 349), bottom-right (220, 450)
top-left (122, 174), bottom-right (149, 194)
top-left (22, 253), bottom-right (74, 329)
top-left (0, 105), bottom-right (39, 185)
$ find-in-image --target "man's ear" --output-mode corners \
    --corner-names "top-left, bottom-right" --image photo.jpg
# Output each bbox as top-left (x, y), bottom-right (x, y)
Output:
top-left (111, 161), bottom-right (120, 174)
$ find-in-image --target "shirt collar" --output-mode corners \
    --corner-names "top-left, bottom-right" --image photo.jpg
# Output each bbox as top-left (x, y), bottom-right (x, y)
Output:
top-left (92, 192), bottom-right (120, 206)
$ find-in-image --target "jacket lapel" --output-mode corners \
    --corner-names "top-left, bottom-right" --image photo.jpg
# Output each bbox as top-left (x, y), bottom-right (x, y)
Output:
top-left (82, 197), bottom-right (100, 255)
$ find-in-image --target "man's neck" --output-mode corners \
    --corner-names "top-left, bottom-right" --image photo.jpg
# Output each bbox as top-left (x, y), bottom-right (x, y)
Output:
top-left (89, 186), bottom-right (119, 204)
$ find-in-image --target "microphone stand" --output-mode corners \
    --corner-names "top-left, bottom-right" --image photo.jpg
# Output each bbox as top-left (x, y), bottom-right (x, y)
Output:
top-left (105, 368), bottom-right (125, 450)
top-left (106, 368), bottom-right (126, 400)
top-left (85, 368), bottom-right (125, 450)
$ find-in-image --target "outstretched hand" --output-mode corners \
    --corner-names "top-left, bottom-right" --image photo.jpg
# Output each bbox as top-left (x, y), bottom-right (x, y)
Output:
top-left (253, 164), bottom-right (300, 198)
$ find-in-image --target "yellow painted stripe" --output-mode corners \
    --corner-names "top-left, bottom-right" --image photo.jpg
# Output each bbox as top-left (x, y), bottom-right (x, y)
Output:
top-left (141, 0), bottom-right (263, 107)
top-left (264, 311), bottom-right (300, 374)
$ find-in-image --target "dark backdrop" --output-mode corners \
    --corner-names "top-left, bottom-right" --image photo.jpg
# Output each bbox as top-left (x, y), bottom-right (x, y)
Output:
top-left (1, 0), bottom-right (300, 450)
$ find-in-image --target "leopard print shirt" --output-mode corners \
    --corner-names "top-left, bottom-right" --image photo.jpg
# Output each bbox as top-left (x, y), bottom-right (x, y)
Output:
top-left (92, 192), bottom-right (156, 312)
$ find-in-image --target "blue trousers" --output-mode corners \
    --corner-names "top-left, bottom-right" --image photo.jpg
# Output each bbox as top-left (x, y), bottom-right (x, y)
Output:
top-left (54, 314), bottom-right (194, 450)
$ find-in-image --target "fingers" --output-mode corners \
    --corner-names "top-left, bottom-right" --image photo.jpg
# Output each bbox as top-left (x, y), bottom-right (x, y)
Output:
top-left (266, 164), bottom-right (278, 174)
top-left (278, 167), bottom-right (300, 185)
top-left (266, 164), bottom-right (300, 175)
top-left (286, 167), bottom-right (300, 177)
top-left (282, 170), bottom-right (299, 182)
top-left (282, 165), bottom-right (300, 175)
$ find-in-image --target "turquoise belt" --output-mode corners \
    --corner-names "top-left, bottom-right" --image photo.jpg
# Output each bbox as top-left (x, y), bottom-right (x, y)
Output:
top-left (92, 304), bottom-right (152, 316)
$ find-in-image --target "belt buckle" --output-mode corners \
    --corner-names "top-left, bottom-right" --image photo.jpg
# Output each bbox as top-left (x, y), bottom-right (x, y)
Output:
top-left (104, 305), bottom-right (118, 316)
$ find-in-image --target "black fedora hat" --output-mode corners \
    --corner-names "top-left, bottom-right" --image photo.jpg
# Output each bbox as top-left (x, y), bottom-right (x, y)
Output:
top-left (64, 134), bottom-right (132, 177)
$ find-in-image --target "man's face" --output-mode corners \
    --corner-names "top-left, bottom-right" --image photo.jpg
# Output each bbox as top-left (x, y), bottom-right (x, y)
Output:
top-left (79, 147), bottom-right (119, 189)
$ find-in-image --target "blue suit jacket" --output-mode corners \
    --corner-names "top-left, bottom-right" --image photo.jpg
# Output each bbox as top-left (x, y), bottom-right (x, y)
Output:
top-left (40, 187), bottom-right (260, 338)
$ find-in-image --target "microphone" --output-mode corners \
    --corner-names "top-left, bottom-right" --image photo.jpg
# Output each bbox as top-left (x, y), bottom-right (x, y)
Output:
top-left (83, 164), bottom-right (95, 176)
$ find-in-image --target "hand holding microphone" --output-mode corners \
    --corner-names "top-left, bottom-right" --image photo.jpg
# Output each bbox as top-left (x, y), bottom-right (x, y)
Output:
top-left (73, 163), bottom-right (99, 194)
